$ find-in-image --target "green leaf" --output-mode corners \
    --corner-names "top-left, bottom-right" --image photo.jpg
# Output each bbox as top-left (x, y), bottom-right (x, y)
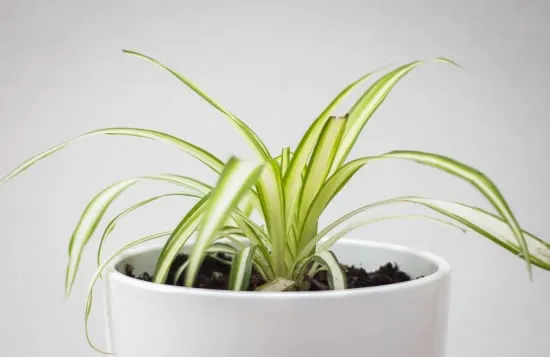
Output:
top-left (184, 157), bottom-right (264, 287)
top-left (172, 260), bottom-right (190, 285)
top-left (318, 195), bottom-right (550, 272)
top-left (280, 146), bottom-right (291, 176)
top-left (96, 191), bottom-right (202, 268)
top-left (298, 157), bottom-right (369, 252)
top-left (283, 66), bottom-right (388, 230)
top-left (331, 57), bottom-right (458, 171)
top-left (401, 197), bottom-right (550, 270)
top-left (229, 245), bottom-right (258, 291)
top-left (300, 148), bottom-right (535, 276)
top-left (65, 174), bottom-right (211, 296)
top-left (231, 209), bottom-right (271, 250)
top-left (255, 159), bottom-right (287, 277)
top-left (172, 238), bottom-right (245, 285)
top-left (315, 214), bottom-right (466, 254)
top-left (294, 251), bottom-right (347, 290)
top-left (0, 127), bottom-right (224, 186)
top-left (65, 179), bottom-right (136, 296)
top-left (298, 116), bottom-right (347, 225)
top-left (153, 195), bottom-right (210, 283)
top-left (208, 240), bottom-right (271, 281)
top-left (85, 231), bottom-right (171, 355)
top-left (379, 150), bottom-right (533, 276)
top-left (123, 50), bottom-right (271, 160)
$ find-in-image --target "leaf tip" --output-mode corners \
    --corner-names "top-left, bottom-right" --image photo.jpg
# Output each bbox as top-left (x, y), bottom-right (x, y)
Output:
top-left (435, 56), bottom-right (464, 70)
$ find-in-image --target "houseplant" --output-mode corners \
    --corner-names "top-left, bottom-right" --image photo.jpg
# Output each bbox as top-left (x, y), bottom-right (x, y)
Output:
top-left (1, 50), bottom-right (549, 357)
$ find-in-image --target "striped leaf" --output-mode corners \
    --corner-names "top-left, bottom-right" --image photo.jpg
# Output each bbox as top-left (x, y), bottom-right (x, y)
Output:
top-left (229, 245), bottom-right (258, 291)
top-left (0, 127), bottom-right (224, 186)
top-left (231, 209), bottom-right (271, 250)
top-left (123, 50), bottom-right (271, 160)
top-left (314, 214), bottom-right (465, 255)
top-left (96, 192), bottom-right (202, 267)
top-left (280, 146), bottom-right (291, 176)
top-left (153, 195), bottom-right (210, 283)
top-left (298, 157), bottom-right (369, 251)
top-left (65, 174), bottom-right (212, 295)
top-left (294, 251), bottom-right (347, 290)
top-left (85, 231), bottom-right (172, 355)
top-left (208, 240), bottom-right (271, 281)
top-left (379, 150), bottom-right (532, 275)
top-left (172, 260), bottom-right (190, 285)
top-left (400, 197), bottom-right (550, 270)
top-left (283, 67), bottom-right (388, 230)
top-left (331, 57), bottom-right (458, 171)
top-left (172, 237), bottom-right (247, 285)
top-left (65, 178), bottom-right (137, 296)
top-left (255, 159), bottom-right (287, 277)
top-left (184, 157), bottom-right (264, 287)
top-left (300, 148), bottom-right (534, 275)
top-left (317, 195), bottom-right (549, 272)
top-left (298, 116), bottom-right (347, 225)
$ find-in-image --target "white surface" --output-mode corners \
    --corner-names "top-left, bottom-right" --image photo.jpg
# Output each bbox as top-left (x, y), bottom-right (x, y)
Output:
top-left (105, 240), bottom-right (450, 357)
top-left (0, 1), bottom-right (549, 356)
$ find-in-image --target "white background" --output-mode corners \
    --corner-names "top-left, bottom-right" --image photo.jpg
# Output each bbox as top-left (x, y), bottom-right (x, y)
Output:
top-left (1, 1), bottom-right (549, 356)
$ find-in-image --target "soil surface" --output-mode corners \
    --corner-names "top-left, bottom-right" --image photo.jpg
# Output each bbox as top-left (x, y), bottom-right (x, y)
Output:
top-left (125, 253), bottom-right (413, 291)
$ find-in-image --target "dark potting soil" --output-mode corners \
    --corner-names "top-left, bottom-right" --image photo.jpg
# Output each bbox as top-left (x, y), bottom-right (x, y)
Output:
top-left (125, 253), bottom-right (413, 291)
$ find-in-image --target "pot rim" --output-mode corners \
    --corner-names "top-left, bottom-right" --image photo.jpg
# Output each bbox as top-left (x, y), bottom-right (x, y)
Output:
top-left (107, 238), bottom-right (450, 299)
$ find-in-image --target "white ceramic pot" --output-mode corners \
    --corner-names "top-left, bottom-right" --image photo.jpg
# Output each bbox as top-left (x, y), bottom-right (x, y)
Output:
top-left (103, 239), bottom-right (451, 357)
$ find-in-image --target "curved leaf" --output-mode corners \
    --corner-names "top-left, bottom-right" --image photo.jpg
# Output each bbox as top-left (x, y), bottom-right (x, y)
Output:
top-left (298, 116), bottom-right (347, 225)
top-left (229, 245), bottom-right (258, 291)
top-left (123, 50), bottom-right (271, 160)
top-left (301, 148), bottom-right (535, 276)
top-left (331, 57), bottom-right (458, 171)
top-left (65, 174), bottom-right (212, 296)
top-left (255, 159), bottom-right (286, 276)
top-left (153, 195), bottom-right (210, 283)
top-left (294, 251), bottom-right (347, 290)
top-left (379, 150), bottom-right (532, 275)
top-left (0, 127), bottom-right (224, 186)
top-left (65, 179), bottom-right (136, 296)
top-left (298, 157), bottom-right (369, 250)
top-left (314, 214), bottom-right (465, 255)
top-left (85, 231), bottom-right (172, 355)
top-left (97, 192), bottom-right (202, 267)
top-left (283, 66), bottom-right (389, 229)
top-left (185, 157), bottom-right (264, 286)
top-left (401, 197), bottom-right (550, 270)
top-left (319, 196), bottom-right (550, 272)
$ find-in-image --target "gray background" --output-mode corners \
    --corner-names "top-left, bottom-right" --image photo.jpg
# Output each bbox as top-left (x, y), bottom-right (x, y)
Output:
top-left (1, 0), bottom-right (549, 356)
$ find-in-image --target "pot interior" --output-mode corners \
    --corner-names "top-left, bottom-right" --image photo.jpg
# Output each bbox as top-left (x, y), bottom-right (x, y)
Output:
top-left (114, 239), bottom-right (444, 281)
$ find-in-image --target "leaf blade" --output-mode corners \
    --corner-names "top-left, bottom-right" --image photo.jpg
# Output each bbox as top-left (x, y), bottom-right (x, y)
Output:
top-left (65, 173), bottom-right (213, 295)
top-left (229, 245), bottom-right (258, 291)
top-left (153, 195), bottom-right (210, 283)
top-left (298, 116), bottom-right (347, 225)
top-left (294, 251), bottom-right (347, 290)
top-left (96, 191), bottom-right (202, 267)
top-left (85, 231), bottom-right (172, 355)
top-left (0, 127), bottom-right (225, 186)
top-left (123, 50), bottom-right (271, 160)
top-left (315, 214), bottom-right (466, 254)
top-left (380, 150), bottom-right (533, 275)
top-left (184, 157), bottom-right (264, 286)
top-left (283, 66), bottom-right (388, 229)
top-left (255, 159), bottom-right (287, 276)
top-left (331, 57), bottom-right (458, 171)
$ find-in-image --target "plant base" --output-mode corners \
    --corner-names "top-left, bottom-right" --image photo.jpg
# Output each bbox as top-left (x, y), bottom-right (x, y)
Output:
top-left (125, 253), bottom-right (414, 291)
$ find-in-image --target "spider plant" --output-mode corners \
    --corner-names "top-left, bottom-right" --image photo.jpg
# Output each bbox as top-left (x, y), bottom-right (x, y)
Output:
top-left (2, 50), bottom-right (549, 304)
